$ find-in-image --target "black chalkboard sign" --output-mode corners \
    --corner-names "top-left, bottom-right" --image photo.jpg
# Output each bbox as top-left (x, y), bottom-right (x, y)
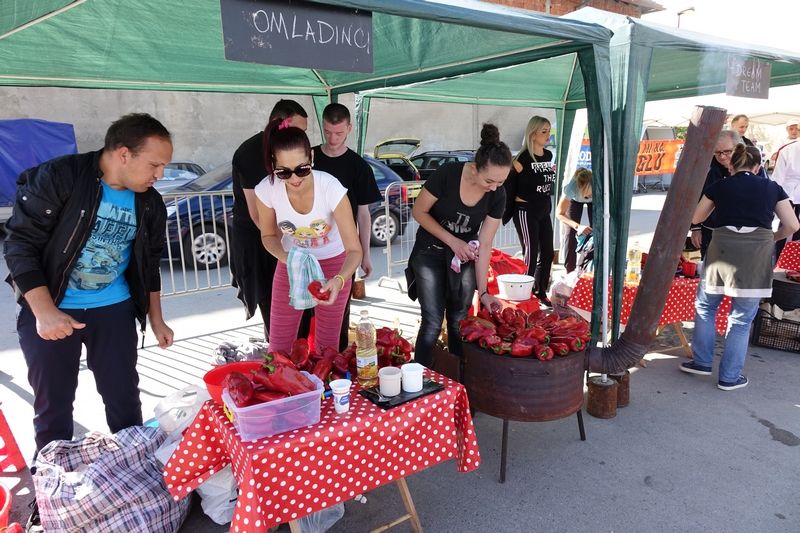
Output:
top-left (726, 56), bottom-right (771, 99)
top-left (220, 0), bottom-right (373, 73)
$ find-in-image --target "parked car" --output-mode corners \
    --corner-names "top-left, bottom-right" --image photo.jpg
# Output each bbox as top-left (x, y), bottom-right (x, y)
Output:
top-left (162, 157), bottom-right (410, 268)
top-left (363, 155), bottom-right (412, 246)
top-left (162, 164), bottom-right (233, 269)
top-left (154, 161), bottom-right (206, 193)
top-left (372, 138), bottom-right (424, 201)
top-left (410, 150), bottom-right (474, 180)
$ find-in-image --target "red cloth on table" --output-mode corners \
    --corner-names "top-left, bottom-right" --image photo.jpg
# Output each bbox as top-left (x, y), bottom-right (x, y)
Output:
top-left (486, 249), bottom-right (527, 296)
top-left (163, 371), bottom-right (479, 533)
top-left (568, 274), bottom-right (730, 336)
top-left (776, 241), bottom-right (800, 271)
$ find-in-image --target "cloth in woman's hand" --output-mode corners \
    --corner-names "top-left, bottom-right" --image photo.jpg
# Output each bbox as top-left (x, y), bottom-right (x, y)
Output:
top-left (450, 240), bottom-right (480, 273)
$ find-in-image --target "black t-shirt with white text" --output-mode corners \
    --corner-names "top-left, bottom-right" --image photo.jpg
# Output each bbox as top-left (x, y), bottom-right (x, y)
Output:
top-left (503, 148), bottom-right (556, 216)
top-left (312, 146), bottom-right (381, 221)
top-left (414, 162), bottom-right (505, 250)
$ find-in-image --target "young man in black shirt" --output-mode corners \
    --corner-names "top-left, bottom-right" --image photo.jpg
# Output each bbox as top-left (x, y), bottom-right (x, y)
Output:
top-left (310, 103), bottom-right (381, 349)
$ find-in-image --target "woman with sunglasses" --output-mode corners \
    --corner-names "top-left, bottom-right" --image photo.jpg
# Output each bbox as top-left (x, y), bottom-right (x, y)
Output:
top-left (254, 118), bottom-right (362, 353)
top-left (690, 129), bottom-right (740, 259)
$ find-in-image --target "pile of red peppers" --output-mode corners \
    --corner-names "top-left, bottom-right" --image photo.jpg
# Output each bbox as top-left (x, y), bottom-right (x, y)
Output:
top-left (376, 327), bottom-right (414, 368)
top-left (459, 308), bottom-right (590, 360)
top-left (223, 338), bottom-right (356, 407)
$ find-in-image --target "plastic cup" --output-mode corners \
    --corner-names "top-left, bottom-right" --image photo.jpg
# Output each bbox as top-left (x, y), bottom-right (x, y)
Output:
top-left (682, 261), bottom-right (697, 277)
top-left (401, 363), bottom-right (424, 393)
top-left (329, 379), bottom-right (352, 414)
top-left (378, 366), bottom-right (402, 397)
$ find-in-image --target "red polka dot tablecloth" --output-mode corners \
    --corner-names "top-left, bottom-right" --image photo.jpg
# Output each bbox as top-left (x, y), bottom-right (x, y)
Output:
top-left (568, 274), bottom-right (730, 336)
top-left (163, 371), bottom-right (479, 532)
top-left (776, 241), bottom-right (800, 271)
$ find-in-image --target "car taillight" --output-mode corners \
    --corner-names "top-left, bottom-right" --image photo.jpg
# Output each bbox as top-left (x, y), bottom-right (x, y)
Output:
top-left (415, 171), bottom-right (421, 181)
top-left (401, 185), bottom-right (409, 204)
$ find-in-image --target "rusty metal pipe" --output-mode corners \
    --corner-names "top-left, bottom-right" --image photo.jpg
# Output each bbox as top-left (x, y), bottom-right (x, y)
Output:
top-left (586, 106), bottom-right (728, 373)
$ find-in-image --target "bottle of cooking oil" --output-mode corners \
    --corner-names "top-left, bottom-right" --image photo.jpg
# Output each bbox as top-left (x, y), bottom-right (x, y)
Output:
top-left (626, 241), bottom-right (642, 284)
top-left (355, 310), bottom-right (378, 388)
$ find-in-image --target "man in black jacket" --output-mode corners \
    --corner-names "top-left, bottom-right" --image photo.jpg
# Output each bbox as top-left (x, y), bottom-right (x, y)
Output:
top-left (4, 113), bottom-right (174, 456)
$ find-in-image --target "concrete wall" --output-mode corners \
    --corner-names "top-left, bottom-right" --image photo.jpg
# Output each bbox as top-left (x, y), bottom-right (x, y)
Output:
top-left (0, 87), bottom-right (321, 171)
top-left (1, 87), bottom-right (556, 169)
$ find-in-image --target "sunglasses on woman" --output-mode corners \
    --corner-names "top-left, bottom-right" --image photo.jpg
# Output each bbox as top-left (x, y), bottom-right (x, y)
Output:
top-left (273, 163), bottom-right (313, 180)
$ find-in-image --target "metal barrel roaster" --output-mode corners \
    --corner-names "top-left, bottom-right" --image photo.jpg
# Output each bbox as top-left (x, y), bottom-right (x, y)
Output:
top-left (460, 106), bottom-right (727, 483)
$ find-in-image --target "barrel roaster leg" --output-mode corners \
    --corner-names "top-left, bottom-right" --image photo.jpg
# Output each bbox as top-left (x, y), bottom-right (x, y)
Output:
top-left (577, 409), bottom-right (586, 441)
top-left (500, 418), bottom-right (509, 483)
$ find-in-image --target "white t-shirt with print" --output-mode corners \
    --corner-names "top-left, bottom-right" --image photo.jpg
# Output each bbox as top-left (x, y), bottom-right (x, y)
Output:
top-left (254, 170), bottom-right (348, 259)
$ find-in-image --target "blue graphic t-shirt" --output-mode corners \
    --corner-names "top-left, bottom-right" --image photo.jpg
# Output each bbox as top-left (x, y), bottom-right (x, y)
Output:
top-left (60, 181), bottom-right (137, 309)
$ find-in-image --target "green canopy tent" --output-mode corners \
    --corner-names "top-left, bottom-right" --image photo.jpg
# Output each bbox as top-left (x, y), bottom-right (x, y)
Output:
top-left (566, 7), bottom-right (800, 338)
top-left (356, 6), bottom-right (800, 340)
top-left (0, 0), bottom-right (616, 328)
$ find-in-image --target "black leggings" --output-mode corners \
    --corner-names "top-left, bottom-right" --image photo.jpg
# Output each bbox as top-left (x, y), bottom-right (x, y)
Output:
top-left (512, 202), bottom-right (554, 297)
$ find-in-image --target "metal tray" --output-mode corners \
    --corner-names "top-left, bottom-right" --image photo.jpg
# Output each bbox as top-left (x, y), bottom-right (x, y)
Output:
top-left (358, 379), bottom-right (444, 409)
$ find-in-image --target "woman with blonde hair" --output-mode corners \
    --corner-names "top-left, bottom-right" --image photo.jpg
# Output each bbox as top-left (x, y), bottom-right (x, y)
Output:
top-left (502, 115), bottom-right (556, 306)
top-left (555, 167), bottom-right (593, 273)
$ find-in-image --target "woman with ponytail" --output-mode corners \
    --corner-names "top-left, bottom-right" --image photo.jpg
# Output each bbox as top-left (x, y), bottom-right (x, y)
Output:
top-left (502, 116), bottom-right (556, 306)
top-left (407, 123), bottom-right (511, 367)
top-left (682, 144), bottom-right (798, 390)
top-left (254, 118), bottom-right (362, 353)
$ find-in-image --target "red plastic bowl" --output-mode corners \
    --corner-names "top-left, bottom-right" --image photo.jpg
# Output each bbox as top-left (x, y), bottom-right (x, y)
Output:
top-left (0, 483), bottom-right (10, 528)
top-left (203, 361), bottom-right (263, 405)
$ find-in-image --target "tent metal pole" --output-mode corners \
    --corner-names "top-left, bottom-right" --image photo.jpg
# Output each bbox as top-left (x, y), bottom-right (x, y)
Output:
top-left (0, 0), bottom-right (87, 42)
top-left (602, 130), bottom-right (610, 347)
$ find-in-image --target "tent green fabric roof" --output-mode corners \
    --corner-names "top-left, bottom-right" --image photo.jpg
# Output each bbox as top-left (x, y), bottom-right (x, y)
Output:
top-left (0, 0), bottom-right (612, 95)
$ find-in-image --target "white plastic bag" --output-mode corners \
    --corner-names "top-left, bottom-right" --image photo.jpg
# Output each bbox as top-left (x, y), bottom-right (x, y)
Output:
top-left (153, 385), bottom-right (210, 465)
top-left (196, 465), bottom-right (239, 525)
top-left (154, 385), bottom-right (210, 434)
top-left (297, 503), bottom-right (345, 533)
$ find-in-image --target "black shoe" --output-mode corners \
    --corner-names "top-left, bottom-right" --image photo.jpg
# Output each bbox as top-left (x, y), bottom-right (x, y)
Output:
top-left (538, 295), bottom-right (552, 308)
top-left (26, 499), bottom-right (43, 533)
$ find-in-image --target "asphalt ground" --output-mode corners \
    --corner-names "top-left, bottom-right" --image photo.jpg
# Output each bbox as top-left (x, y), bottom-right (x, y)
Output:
top-left (2, 192), bottom-right (799, 532)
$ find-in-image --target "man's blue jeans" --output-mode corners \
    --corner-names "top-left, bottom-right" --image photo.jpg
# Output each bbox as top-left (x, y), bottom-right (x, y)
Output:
top-left (692, 283), bottom-right (760, 382)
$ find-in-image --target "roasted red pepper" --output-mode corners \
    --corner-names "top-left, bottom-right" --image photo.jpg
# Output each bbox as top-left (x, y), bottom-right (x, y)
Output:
top-left (264, 350), bottom-right (296, 368)
top-left (289, 338), bottom-right (310, 368)
top-left (332, 353), bottom-right (349, 375)
top-left (520, 326), bottom-right (548, 343)
top-left (251, 387), bottom-right (289, 404)
top-left (307, 280), bottom-right (330, 301)
top-left (269, 364), bottom-right (316, 394)
top-left (533, 344), bottom-right (554, 361)
top-left (496, 323), bottom-right (517, 341)
top-left (510, 337), bottom-right (537, 357)
top-left (501, 307), bottom-right (517, 326)
top-left (495, 341), bottom-right (512, 355)
top-left (551, 336), bottom-right (586, 353)
top-left (477, 307), bottom-right (492, 321)
top-left (549, 342), bottom-right (570, 357)
top-left (459, 317), bottom-right (496, 343)
top-left (224, 371), bottom-right (254, 407)
top-left (312, 357), bottom-right (333, 382)
top-left (479, 334), bottom-right (502, 352)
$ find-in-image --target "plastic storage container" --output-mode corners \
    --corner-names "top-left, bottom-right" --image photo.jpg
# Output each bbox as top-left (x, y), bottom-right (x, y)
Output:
top-left (221, 372), bottom-right (324, 441)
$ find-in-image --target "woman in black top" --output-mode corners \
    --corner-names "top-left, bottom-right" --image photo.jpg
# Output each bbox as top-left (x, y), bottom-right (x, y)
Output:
top-left (407, 124), bottom-right (511, 367)
top-left (502, 116), bottom-right (556, 305)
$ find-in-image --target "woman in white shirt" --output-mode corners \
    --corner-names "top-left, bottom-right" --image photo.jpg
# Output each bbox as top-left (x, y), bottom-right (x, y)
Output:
top-left (254, 118), bottom-right (362, 353)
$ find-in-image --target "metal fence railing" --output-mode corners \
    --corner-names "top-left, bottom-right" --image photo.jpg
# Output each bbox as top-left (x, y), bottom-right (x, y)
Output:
top-left (159, 190), bottom-right (235, 297)
top-left (378, 180), bottom-right (522, 292)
